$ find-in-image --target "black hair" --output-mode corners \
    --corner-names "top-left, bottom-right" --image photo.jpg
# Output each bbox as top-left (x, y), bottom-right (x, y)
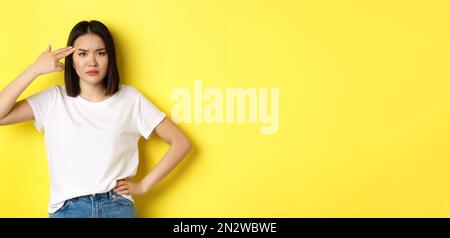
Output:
top-left (64, 20), bottom-right (120, 97)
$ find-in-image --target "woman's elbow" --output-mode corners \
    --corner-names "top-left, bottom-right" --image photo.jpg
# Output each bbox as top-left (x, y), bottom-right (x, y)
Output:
top-left (180, 136), bottom-right (192, 155)
top-left (171, 134), bottom-right (191, 155)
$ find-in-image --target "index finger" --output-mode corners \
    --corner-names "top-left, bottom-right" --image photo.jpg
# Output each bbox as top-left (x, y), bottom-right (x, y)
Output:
top-left (55, 47), bottom-right (76, 60)
top-left (52, 46), bottom-right (73, 55)
top-left (116, 181), bottom-right (127, 186)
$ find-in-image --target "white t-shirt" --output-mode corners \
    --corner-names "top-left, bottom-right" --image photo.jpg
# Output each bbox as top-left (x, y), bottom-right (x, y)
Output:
top-left (26, 84), bottom-right (166, 213)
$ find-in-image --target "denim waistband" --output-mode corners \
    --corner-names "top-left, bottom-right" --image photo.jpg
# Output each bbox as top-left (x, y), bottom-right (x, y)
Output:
top-left (71, 190), bottom-right (115, 201)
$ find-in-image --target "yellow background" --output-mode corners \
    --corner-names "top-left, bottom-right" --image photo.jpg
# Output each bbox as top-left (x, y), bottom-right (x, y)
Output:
top-left (1, 0), bottom-right (450, 217)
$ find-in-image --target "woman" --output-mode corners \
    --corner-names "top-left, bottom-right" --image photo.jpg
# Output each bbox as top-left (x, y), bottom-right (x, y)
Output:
top-left (0, 20), bottom-right (191, 218)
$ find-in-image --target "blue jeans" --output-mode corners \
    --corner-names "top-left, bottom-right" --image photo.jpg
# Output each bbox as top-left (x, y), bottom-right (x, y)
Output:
top-left (49, 191), bottom-right (136, 218)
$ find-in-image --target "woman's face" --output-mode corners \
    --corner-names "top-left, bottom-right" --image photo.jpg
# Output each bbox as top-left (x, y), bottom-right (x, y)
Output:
top-left (72, 33), bottom-right (108, 86)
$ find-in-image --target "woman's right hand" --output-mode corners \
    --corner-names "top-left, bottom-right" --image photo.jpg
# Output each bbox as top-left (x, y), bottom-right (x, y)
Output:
top-left (29, 45), bottom-right (76, 77)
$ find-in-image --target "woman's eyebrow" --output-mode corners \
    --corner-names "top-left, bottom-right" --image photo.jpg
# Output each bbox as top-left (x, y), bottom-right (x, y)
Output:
top-left (77, 48), bottom-right (106, 51)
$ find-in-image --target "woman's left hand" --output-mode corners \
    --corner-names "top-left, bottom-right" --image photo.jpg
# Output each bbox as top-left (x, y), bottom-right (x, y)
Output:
top-left (113, 177), bottom-right (147, 196)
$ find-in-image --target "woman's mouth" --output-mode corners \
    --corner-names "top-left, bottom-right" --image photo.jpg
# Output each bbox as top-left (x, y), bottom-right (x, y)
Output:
top-left (86, 70), bottom-right (99, 76)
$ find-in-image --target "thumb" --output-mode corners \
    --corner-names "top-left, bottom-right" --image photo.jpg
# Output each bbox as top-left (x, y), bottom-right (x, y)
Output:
top-left (44, 44), bottom-right (51, 53)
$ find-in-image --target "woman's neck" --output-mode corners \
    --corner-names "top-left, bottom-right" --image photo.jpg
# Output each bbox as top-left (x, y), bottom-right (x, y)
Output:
top-left (78, 80), bottom-right (109, 102)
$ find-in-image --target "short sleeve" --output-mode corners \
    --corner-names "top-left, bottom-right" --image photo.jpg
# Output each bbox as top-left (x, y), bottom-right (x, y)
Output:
top-left (137, 93), bottom-right (166, 140)
top-left (25, 85), bottom-right (58, 133)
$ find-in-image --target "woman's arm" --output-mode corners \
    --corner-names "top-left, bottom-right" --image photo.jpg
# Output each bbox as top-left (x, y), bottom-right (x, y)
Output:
top-left (0, 45), bottom-right (75, 125)
top-left (114, 117), bottom-right (192, 195)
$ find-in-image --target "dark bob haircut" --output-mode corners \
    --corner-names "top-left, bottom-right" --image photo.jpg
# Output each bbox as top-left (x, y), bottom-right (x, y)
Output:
top-left (64, 20), bottom-right (120, 97)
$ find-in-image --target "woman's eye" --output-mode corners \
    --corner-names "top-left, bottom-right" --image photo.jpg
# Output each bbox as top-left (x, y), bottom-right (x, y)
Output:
top-left (99, 52), bottom-right (106, 56)
top-left (79, 52), bottom-right (86, 56)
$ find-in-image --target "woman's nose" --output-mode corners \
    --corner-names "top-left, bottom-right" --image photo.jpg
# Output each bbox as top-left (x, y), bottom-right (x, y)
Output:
top-left (88, 55), bottom-right (98, 67)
